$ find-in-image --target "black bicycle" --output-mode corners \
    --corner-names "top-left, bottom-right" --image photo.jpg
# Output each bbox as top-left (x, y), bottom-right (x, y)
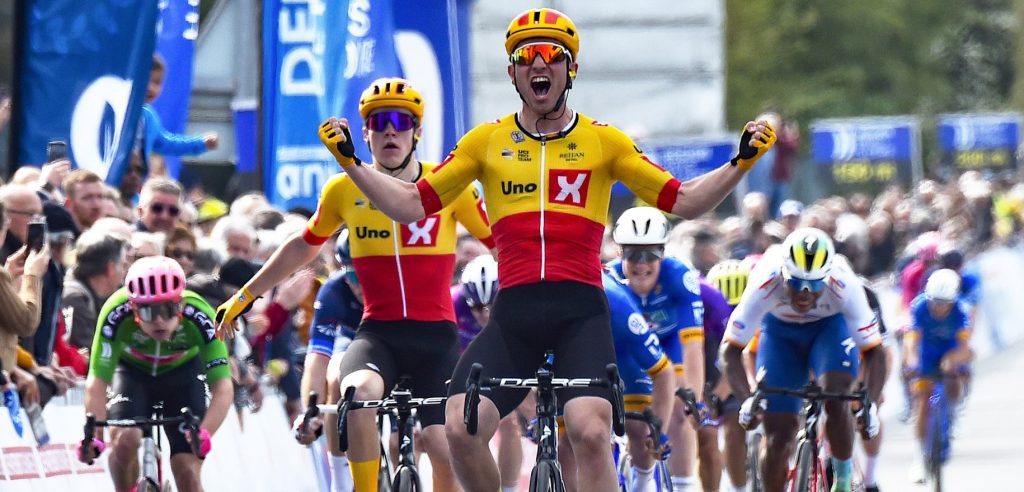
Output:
top-left (747, 381), bottom-right (870, 492)
top-left (81, 405), bottom-right (202, 492)
top-left (302, 377), bottom-right (447, 492)
top-left (464, 352), bottom-right (626, 492)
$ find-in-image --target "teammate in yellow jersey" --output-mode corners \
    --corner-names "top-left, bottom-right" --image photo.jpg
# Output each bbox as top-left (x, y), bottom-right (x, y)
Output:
top-left (216, 78), bottom-right (492, 492)
top-left (314, 8), bottom-right (775, 492)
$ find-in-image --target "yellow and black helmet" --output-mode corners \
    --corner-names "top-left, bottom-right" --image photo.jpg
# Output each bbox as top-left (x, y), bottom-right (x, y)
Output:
top-left (505, 8), bottom-right (580, 59)
top-left (781, 227), bottom-right (835, 281)
top-left (358, 77), bottom-right (425, 121)
top-left (707, 259), bottom-right (750, 306)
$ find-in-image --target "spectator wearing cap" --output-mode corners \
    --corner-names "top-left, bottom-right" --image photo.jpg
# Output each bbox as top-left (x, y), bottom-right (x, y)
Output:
top-left (62, 233), bottom-right (127, 353)
top-left (778, 199), bottom-right (804, 235)
top-left (135, 177), bottom-right (183, 235)
top-left (196, 197), bottom-right (228, 237)
top-left (63, 170), bottom-right (105, 231)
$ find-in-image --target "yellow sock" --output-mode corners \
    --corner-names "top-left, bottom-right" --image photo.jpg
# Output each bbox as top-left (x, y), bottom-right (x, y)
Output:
top-left (350, 459), bottom-right (379, 492)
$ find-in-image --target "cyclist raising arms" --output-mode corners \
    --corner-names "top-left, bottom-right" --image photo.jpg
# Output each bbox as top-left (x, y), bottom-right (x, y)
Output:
top-left (80, 257), bottom-right (232, 492)
top-left (312, 8), bottom-right (776, 491)
top-left (219, 77), bottom-right (493, 492)
top-left (719, 228), bottom-right (885, 492)
top-left (607, 206), bottom-right (705, 492)
top-left (904, 268), bottom-right (973, 484)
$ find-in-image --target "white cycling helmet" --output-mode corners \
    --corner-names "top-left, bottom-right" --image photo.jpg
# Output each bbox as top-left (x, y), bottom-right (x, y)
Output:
top-left (461, 255), bottom-right (499, 307)
top-left (612, 207), bottom-right (670, 245)
top-left (924, 268), bottom-right (960, 303)
top-left (781, 227), bottom-right (835, 281)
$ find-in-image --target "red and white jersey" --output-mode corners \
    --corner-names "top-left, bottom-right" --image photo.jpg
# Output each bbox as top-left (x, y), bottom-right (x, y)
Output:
top-left (724, 246), bottom-right (881, 349)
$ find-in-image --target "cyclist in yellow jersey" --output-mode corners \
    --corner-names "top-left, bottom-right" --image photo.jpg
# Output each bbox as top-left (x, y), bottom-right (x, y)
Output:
top-left (216, 78), bottom-right (492, 492)
top-left (306, 9), bottom-right (774, 491)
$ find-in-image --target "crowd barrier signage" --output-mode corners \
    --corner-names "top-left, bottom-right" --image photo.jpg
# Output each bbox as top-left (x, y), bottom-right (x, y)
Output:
top-left (810, 117), bottom-right (921, 194)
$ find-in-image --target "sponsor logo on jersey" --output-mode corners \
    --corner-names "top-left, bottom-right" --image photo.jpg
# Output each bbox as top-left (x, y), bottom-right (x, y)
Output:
top-left (548, 169), bottom-right (591, 207)
top-left (501, 148), bottom-right (513, 159)
top-left (517, 149), bottom-right (531, 162)
top-left (511, 131), bottom-right (525, 143)
top-left (568, 142), bottom-right (578, 151)
top-left (355, 226), bottom-right (391, 239)
top-left (102, 324), bottom-right (114, 338)
top-left (401, 215), bottom-right (440, 247)
top-left (100, 341), bottom-right (113, 360)
top-left (640, 155), bottom-right (667, 172)
top-left (683, 270), bottom-right (701, 295)
top-left (500, 181), bottom-right (538, 195)
top-left (591, 120), bottom-right (609, 127)
top-left (627, 313), bottom-right (648, 335)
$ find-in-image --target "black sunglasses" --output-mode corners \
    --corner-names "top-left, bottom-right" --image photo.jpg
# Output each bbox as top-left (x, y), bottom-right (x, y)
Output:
top-left (149, 203), bottom-right (181, 217)
top-left (622, 246), bottom-right (665, 263)
top-left (169, 248), bottom-right (194, 260)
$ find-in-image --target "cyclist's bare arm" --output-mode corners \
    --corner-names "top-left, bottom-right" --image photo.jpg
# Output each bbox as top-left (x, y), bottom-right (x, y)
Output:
top-left (201, 378), bottom-right (233, 434)
top-left (860, 345), bottom-right (886, 403)
top-left (650, 365), bottom-right (675, 432)
top-left (244, 233), bottom-right (321, 298)
top-left (344, 162), bottom-right (425, 224)
top-left (720, 342), bottom-right (752, 400)
top-left (83, 376), bottom-right (109, 435)
top-left (670, 163), bottom-right (747, 219)
top-left (682, 332), bottom-right (705, 400)
top-left (300, 353), bottom-right (329, 405)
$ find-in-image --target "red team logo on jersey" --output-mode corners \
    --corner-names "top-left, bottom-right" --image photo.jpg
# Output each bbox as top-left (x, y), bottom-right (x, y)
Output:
top-left (548, 170), bottom-right (592, 207)
top-left (401, 215), bottom-right (440, 247)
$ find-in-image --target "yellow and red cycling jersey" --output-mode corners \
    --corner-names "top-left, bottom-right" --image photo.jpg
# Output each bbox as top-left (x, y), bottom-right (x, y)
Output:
top-left (303, 163), bottom-right (494, 322)
top-left (417, 113), bottom-right (681, 289)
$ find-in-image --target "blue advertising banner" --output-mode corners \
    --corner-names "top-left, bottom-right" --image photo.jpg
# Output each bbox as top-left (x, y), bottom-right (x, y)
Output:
top-left (810, 117), bottom-right (920, 193)
top-left (16, 0), bottom-right (159, 183)
top-left (613, 138), bottom-right (734, 197)
top-left (937, 113), bottom-right (1021, 172)
top-left (391, 0), bottom-right (473, 163)
top-left (153, 0), bottom-right (201, 179)
top-left (263, 0), bottom-right (405, 211)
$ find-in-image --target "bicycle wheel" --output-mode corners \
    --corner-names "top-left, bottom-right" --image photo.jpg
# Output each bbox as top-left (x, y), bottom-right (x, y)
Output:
top-left (392, 465), bottom-right (420, 492)
top-left (793, 440), bottom-right (814, 492)
top-left (529, 460), bottom-right (565, 492)
top-left (747, 432), bottom-right (764, 492)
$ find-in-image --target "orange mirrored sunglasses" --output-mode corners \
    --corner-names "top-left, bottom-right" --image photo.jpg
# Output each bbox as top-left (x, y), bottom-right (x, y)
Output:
top-left (510, 43), bottom-right (569, 66)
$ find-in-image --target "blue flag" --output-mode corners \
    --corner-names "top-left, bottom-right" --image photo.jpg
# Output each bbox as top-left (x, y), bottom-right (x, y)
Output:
top-left (16, 0), bottom-right (159, 184)
top-left (153, 0), bottom-right (201, 180)
top-left (262, 0), bottom-right (404, 211)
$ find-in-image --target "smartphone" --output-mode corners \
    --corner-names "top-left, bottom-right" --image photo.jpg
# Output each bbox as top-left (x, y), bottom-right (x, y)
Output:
top-left (26, 220), bottom-right (47, 252)
top-left (46, 140), bottom-right (67, 163)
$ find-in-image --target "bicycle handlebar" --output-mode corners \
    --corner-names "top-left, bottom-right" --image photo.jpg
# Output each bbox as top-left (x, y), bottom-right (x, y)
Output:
top-left (81, 407), bottom-right (201, 463)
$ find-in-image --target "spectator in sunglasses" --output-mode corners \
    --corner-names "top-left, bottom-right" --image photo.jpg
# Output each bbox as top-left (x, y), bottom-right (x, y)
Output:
top-left (135, 177), bottom-right (183, 235)
top-left (165, 225), bottom-right (198, 277)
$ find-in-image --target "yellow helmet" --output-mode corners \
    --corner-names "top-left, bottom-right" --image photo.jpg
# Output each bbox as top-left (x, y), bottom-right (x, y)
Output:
top-left (505, 8), bottom-right (579, 59)
top-left (358, 78), bottom-right (425, 121)
top-left (707, 259), bottom-right (750, 306)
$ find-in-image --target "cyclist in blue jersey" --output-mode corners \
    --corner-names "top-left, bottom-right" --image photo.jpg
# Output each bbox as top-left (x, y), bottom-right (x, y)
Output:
top-left (904, 269), bottom-right (973, 484)
top-left (608, 207), bottom-right (705, 492)
top-left (296, 230), bottom-right (363, 492)
top-left (560, 271), bottom-right (674, 492)
top-left (451, 254), bottom-right (525, 492)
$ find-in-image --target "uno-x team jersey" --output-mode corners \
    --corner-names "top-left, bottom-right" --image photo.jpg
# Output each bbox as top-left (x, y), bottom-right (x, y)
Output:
top-left (307, 271), bottom-right (363, 358)
top-left (88, 289), bottom-right (230, 384)
top-left (608, 256), bottom-right (705, 341)
top-left (416, 113), bottom-right (681, 289)
top-left (724, 247), bottom-right (881, 350)
top-left (304, 163), bottom-right (494, 322)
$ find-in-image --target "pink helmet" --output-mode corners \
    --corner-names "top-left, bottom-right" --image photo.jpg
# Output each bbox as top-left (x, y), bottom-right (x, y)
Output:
top-left (126, 256), bottom-right (186, 304)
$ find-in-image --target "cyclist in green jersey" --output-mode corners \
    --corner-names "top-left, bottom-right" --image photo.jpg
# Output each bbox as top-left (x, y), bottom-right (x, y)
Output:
top-left (79, 256), bottom-right (233, 492)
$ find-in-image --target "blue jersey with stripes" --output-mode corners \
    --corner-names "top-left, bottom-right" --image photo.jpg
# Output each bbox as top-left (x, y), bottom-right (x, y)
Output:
top-left (307, 272), bottom-right (363, 357)
top-left (608, 256), bottom-right (704, 338)
top-left (603, 272), bottom-right (670, 401)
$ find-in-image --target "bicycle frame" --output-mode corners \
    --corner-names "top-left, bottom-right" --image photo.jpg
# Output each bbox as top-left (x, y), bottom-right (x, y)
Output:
top-left (925, 376), bottom-right (951, 492)
top-left (81, 406), bottom-right (201, 490)
top-left (463, 353), bottom-right (625, 492)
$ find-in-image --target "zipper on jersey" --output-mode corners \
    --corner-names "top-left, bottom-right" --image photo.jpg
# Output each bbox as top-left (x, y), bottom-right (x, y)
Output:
top-left (152, 340), bottom-right (160, 377)
top-left (390, 220), bottom-right (408, 318)
top-left (539, 139), bottom-right (547, 280)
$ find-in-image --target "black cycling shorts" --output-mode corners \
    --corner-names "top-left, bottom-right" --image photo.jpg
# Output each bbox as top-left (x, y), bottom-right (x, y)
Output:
top-left (336, 319), bottom-right (458, 427)
top-left (447, 281), bottom-right (616, 418)
top-left (107, 357), bottom-right (207, 456)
